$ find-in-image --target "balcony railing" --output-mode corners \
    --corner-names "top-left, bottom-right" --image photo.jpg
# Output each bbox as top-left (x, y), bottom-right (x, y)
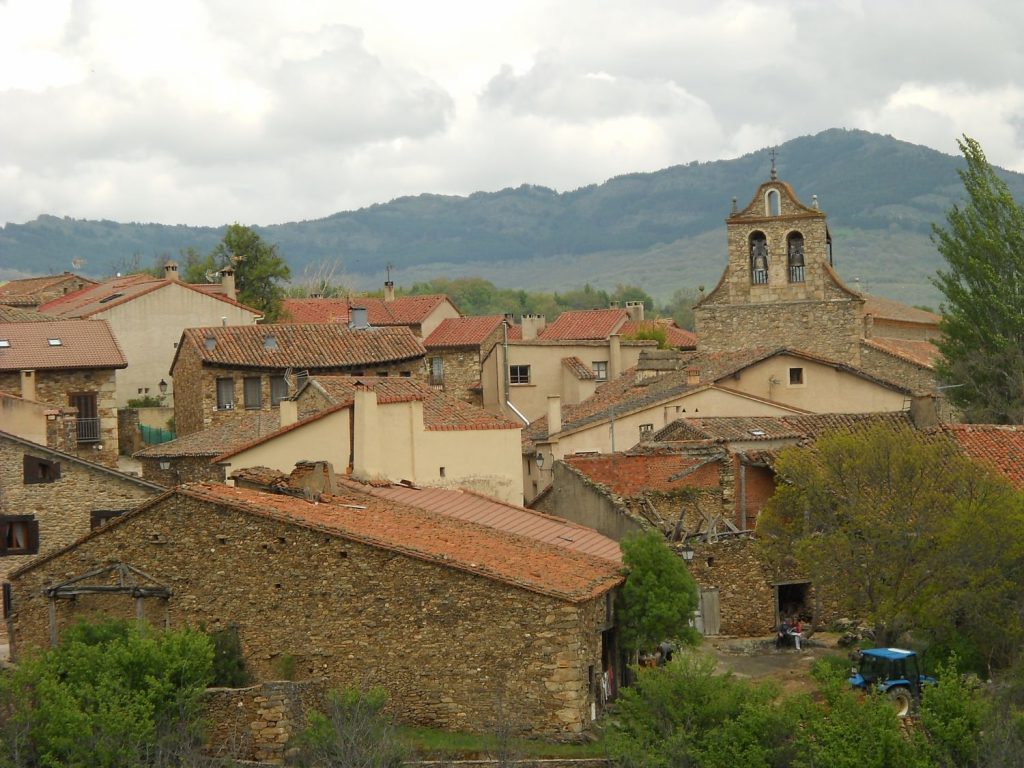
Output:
top-left (751, 268), bottom-right (768, 285)
top-left (788, 265), bottom-right (805, 283)
top-left (76, 417), bottom-right (101, 443)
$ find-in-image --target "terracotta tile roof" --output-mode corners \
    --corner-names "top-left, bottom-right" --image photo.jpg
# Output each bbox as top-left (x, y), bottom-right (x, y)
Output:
top-left (38, 274), bottom-right (260, 318)
top-left (862, 337), bottom-right (939, 369)
top-left (337, 478), bottom-right (621, 562)
top-left (0, 319), bottom-right (127, 371)
top-left (0, 306), bottom-right (57, 323)
top-left (305, 376), bottom-right (521, 431)
top-left (652, 412), bottom-right (916, 444)
top-left (565, 452), bottom-right (722, 497)
top-left (562, 356), bottom-right (597, 380)
top-left (280, 295), bottom-right (453, 326)
top-left (863, 294), bottom-right (941, 326)
top-left (619, 319), bottom-right (698, 349)
top-left (424, 315), bottom-right (518, 347)
top-left (172, 483), bottom-right (622, 602)
top-left (0, 274), bottom-right (98, 306)
top-left (937, 424), bottom-right (1024, 489)
top-left (538, 309), bottom-right (627, 340)
top-left (134, 412), bottom-right (281, 458)
top-left (179, 324), bottom-right (426, 370)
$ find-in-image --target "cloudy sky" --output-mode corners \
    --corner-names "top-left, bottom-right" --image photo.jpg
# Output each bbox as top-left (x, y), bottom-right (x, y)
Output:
top-left (1, 0), bottom-right (1022, 227)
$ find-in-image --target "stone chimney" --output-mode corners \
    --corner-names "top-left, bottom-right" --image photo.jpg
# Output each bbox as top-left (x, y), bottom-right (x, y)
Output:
top-left (384, 280), bottom-right (396, 302)
top-left (687, 366), bottom-right (701, 386)
top-left (279, 399), bottom-right (298, 427)
top-left (20, 370), bottom-right (36, 401)
top-left (909, 394), bottom-right (939, 429)
top-left (164, 260), bottom-right (180, 282)
top-left (521, 314), bottom-right (546, 340)
top-left (349, 306), bottom-right (369, 330)
top-left (609, 334), bottom-right (622, 381)
top-left (625, 301), bottom-right (645, 322)
top-left (547, 395), bottom-right (562, 436)
top-left (219, 266), bottom-right (236, 301)
top-left (352, 386), bottom-right (381, 479)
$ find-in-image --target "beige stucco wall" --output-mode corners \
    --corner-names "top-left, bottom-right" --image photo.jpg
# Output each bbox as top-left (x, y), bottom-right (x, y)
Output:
top-left (99, 283), bottom-right (259, 408)
top-left (418, 301), bottom-right (462, 339)
top-left (482, 340), bottom-right (652, 421)
top-left (220, 409), bottom-right (351, 477)
top-left (722, 354), bottom-right (910, 412)
top-left (0, 395), bottom-right (50, 445)
top-left (417, 425), bottom-right (525, 504)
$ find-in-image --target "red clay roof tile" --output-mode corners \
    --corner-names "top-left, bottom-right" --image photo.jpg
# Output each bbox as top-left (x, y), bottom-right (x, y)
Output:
top-left (538, 309), bottom-right (627, 340)
top-left (0, 319), bottom-right (126, 370)
top-left (565, 452), bottom-right (721, 496)
top-left (938, 424), bottom-right (1024, 489)
top-left (281, 295), bottom-right (452, 326)
top-left (862, 337), bottom-right (939, 369)
top-left (424, 315), bottom-right (519, 347)
top-left (39, 275), bottom-right (260, 318)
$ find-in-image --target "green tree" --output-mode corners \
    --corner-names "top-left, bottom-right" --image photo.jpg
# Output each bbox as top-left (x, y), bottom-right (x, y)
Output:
top-left (617, 530), bottom-right (700, 655)
top-left (659, 286), bottom-right (700, 330)
top-left (184, 224), bottom-right (291, 321)
top-left (933, 135), bottom-right (1024, 423)
top-left (757, 424), bottom-right (1024, 654)
top-left (0, 618), bottom-right (213, 768)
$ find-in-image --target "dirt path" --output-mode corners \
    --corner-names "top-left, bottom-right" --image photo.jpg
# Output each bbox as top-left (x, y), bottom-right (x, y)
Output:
top-left (702, 633), bottom-right (849, 695)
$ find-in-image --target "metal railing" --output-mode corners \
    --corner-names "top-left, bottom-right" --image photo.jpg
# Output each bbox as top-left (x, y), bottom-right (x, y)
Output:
top-left (751, 268), bottom-right (768, 285)
top-left (76, 417), bottom-right (101, 443)
top-left (788, 265), bottom-right (805, 283)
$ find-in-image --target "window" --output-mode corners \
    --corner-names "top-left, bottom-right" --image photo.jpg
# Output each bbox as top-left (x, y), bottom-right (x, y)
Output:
top-left (639, 423), bottom-right (654, 441)
top-left (429, 356), bottom-right (444, 387)
top-left (216, 378), bottom-right (235, 410)
top-left (789, 367), bottom-right (804, 386)
top-left (70, 392), bottom-right (99, 442)
top-left (270, 376), bottom-right (288, 405)
top-left (766, 189), bottom-right (781, 216)
top-left (376, 370), bottom-right (389, 377)
top-left (400, 371), bottom-right (412, 378)
top-left (0, 516), bottom-right (39, 556)
top-left (23, 454), bottom-right (60, 484)
top-left (509, 365), bottom-right (531, 385)
top-left (787, 231), bottom-right (805, 283)
top-left (47, 338), bottom-right (62, 346)
top-left (749, 231), bottom-right (769, 285)
top-left (243, 377), bottom-right (262, 409)
top-left (592, 361), bottom-right (608, 382)
top-left (91, 510), bottom-right (127, 530)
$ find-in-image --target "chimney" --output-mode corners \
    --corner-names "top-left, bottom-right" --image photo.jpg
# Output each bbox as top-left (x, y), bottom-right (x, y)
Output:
top-left (609, 334), bottom-right (622, 381)
top-left (625, 300), bottom-right (645, 322)
top-left (349, 306), bottom-right (369, 330)
top-left (547, 395), bottom-right (562, 436)
top-left (863, 313), bottom-right (874, 339)
top-left (384, 281), bottom-right (395, 302)
top-left (909, 394), bottom-right (939, 429)
top-left (20, 369), bottom-right (36, 401)
top-left (353, 386), bottom-right (382, 480)
top-left (219, 266), bottom-right (236, 301)
top-left (164, 260), bottom-right (180, 282)
top-left (687, 366), bottom-right (700, 386)
top-left (279, 399), bottom-right (298, 427)
top-left (521, 314), bottom-right (546, 341)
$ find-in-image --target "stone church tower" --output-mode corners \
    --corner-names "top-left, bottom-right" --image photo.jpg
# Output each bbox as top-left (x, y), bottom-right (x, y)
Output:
top-left (694, 167), bottom-right (866, 364)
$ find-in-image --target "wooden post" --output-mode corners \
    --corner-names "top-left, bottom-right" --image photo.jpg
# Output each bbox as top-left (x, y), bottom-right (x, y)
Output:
top-left (135, 595), bottom-right (145, 627)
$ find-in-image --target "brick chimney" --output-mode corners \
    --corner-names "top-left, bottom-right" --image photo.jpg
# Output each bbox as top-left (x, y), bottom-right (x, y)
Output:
top-left (279, 399), bottom-right (298, 427)
top-left (521, 314), bottom-right (546, 340)
top-left (609, 334), bottom-right (622, 381)
top-left (625, 301), bottom-right (645, 322)
top-left (384, 280), bottom-right (396, 302)
top-left (164, 260), bottom-right (180, 282)
top-left (219, 266), bottom-right (236, 301)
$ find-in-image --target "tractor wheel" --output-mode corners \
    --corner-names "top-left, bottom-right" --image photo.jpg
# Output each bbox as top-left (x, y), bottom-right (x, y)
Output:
top-left (887, 686), bottom-right (913, 717)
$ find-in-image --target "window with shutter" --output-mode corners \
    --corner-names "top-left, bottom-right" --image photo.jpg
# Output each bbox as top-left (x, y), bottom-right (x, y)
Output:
top-left (0, 516), bottom-right (39, 556)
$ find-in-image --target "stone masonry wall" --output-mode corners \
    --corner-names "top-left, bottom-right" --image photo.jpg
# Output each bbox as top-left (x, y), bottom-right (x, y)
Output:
top-left (0, 369), bottom-right (120, 467)
top-left (138, 455), bottom-right (223, 486)
top-left (170, 342), bottom-right (205, 436)
top-left (683, 536), bottom-right (779, 636)
top-left (8, 493), bottom-right (609, 738)
top-left (858, 344), bottom-right (938, 394)
top-left (0, 435), bottom-right (160, 637)
top-left (432, 347), bottom-right (485, 406)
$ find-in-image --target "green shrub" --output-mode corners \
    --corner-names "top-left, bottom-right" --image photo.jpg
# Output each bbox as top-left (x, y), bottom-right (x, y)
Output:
top-left (272, 653), bottom-right (297, 681)
top-left (292, 687), bottom-right (405, 767)
top-left (207, 623), bottom-right (251, 687)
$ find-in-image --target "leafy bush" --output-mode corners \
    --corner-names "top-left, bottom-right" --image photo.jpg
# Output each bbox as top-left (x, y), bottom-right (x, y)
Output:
top-left (292, 687), bottom-right (405, 768)
top-left (206, 623), bottom-right (251, 688)
top-left (126, 396), bottom-right (165, 408)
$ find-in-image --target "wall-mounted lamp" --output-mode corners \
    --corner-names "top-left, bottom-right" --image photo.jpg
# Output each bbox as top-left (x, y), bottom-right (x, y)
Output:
top-left (158, 460), bottom-right (171, 471)
top-left (158, 379), bottom-right (168, 395)
top-left (680, 543), bottom-right (695, 562)
top-left (534, 451), bottom-right (545, 469)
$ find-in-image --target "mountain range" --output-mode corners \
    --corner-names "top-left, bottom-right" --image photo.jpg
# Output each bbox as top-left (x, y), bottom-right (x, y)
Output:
top-left (3, 128), bottom-right (1023, 309)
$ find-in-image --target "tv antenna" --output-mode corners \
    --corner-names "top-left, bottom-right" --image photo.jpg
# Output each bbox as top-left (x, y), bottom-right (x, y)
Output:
top-left (386, 262), bottom-right (394, 282)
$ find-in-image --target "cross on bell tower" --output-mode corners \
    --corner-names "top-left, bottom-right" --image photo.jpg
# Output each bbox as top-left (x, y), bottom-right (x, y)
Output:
top-left (769, 147), bottom-right (778, 180)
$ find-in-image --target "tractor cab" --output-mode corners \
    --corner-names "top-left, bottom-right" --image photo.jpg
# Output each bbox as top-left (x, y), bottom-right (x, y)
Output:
top-left (849, 647), bottom-right (936, 716)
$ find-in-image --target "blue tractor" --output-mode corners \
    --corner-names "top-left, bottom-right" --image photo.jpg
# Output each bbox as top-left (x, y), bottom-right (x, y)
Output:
top-left (848, 647), bottom-right (937, 716)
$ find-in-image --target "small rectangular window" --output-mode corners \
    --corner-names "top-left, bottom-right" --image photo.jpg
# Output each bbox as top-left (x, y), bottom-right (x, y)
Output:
top-left (216, 378), bottom-right (235, 410)
top-left (788, 367), bottom-right (804, 386)
top-left (430, 356), bottom-right (444, 387)
top-left (243, 377), bottom-right (262, 409)
top-left (0, 516), bottom-right (39, 556)
top-left (23, 454), bottom-right (60, 484)
top-left (509, 365), bottom-right (531, 385)
top-left (270, 376), bottom-right (288, 405)
top-left (592, 361), bottom-right (608, 382)
top-left (639, 423), bottom-right (654, 441)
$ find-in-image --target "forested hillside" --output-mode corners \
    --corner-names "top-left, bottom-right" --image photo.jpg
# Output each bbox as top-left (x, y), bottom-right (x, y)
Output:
top-left (4, 129), bottom-right (1023, 308)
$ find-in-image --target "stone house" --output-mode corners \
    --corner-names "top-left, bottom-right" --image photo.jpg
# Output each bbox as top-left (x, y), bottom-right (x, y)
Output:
top-left (0, 429), bottom-right (162, 638)
top-left (521, 346), bottom-right (915, 503)
top-left (214, 375), bottom-right (525, 504)
top-left (38, 264), bottom-right (262, 408)
top-left (170, 324), bottom-right (427, 437)
top-left (6, 481), bottom-right (622, 738)
top-left (423, 315), bottom-right (520, 405)
top-left (0, 272), bottom-right (97, 310)
top-left (0, 319), bottom-right (129, 466)
top-left (133, 411), bottom-right (281, 486)
top-left (693, 172), bottom-right (940, 391)
top-left (280, 284), bottom-right (460, 339)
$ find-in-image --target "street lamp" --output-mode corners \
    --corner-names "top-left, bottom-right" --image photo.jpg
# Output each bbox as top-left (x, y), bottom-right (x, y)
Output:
top-left (535, 451), bottom-right (545, 469)
top-left (158, 379), bottom-right (168, 395)
top-left (681, 543), bottom-right (695, 562)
